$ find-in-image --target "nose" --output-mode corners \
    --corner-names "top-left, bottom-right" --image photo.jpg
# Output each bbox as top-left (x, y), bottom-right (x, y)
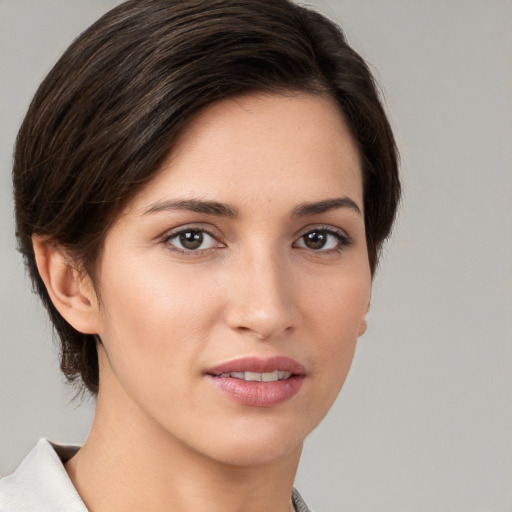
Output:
top-left (224, 248), bottom-right (298, 341)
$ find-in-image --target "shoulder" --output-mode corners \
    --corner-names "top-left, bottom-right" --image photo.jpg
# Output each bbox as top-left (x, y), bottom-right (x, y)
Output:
top-left (0, 439), bottom-right (86, 512)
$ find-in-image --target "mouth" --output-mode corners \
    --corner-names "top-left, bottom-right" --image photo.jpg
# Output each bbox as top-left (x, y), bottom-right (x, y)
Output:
top-left (205, 356), bottom-right (306, 407)
top-left (216, 370), bottom-right (293, 382)
top-left (206, 355), bottom-right (306, 376)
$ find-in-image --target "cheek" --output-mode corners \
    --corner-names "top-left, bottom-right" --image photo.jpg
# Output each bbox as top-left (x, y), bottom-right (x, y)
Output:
top-left (305, 268), bottom-right (370, 338)
top-left (302, 269), bottom-right (370, 393)
top-left (95, 257), bottom-right (223, 377)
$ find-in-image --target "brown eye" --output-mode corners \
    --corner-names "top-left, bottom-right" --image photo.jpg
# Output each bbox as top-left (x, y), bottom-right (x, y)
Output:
top-left (179, 231), bottom-right (204, 250)
top-left (302, 231), bottom-right (328, 249)
top-left (295, 229), bottom-right (349, 252)
top-left (165, 229), bottom-right (218, 252)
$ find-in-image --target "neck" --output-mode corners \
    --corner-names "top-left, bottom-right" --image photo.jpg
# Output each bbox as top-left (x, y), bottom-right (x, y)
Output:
top-left (65, 361), bottom-right (301, 512)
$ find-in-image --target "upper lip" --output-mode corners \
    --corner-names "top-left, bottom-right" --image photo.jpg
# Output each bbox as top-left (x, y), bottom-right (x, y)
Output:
top-left (206, 356), bottom-right (306, 376)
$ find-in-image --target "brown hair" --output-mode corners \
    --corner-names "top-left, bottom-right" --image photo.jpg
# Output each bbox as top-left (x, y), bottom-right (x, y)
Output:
top-left (13, 0), bottom-right (400, 394)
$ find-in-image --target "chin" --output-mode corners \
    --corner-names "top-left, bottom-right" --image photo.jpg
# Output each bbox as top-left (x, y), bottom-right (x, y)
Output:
top-left (186, 415), bottom-right (311, 468)
top-left (206, 436), bottom-right (303, 468)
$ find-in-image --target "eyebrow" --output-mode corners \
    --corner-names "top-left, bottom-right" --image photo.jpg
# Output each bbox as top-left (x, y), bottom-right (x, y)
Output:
top-left (291, 197), bottom-right (362, 217)
top-left (144, 199), bottom-right (239, 217)
top-left (143, 196), bottom-right (361, 218)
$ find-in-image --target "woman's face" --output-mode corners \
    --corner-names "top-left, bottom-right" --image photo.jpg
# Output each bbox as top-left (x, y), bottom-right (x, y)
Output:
top-left (93, 92), bottom-right (371, 466)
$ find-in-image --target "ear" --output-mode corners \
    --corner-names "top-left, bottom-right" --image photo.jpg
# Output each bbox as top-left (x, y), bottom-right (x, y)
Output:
top-left (357, 299), bottom-right (370, 338)
top-left (32, 235), bottom-right (100, 334)
top-left (357, 317), bottom-right (368, 337)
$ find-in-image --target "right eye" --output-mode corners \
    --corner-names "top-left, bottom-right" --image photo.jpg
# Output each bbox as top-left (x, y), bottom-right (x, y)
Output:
top-left (163, 228), bottom-right (221, 253)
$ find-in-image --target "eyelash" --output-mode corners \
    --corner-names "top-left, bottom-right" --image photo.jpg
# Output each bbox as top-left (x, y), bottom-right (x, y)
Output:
top-left (161, 224), bottom-right (352, 255)
top-left (293, 225), bottom-right (352, 254)
top-left (161, 225), bottom-right (223, 255)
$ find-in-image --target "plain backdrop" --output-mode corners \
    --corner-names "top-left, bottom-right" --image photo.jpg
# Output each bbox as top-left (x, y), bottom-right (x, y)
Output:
top-left (1, 1), bottom-right (511, 511)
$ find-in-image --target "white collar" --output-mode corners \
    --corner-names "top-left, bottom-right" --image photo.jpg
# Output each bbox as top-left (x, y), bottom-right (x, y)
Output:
top-left (0, 438), bottom-right (86, 512)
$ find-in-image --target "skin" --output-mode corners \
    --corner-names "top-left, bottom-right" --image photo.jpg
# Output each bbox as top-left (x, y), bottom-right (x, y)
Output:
top-left (34, 92), bottom-right (371, 512)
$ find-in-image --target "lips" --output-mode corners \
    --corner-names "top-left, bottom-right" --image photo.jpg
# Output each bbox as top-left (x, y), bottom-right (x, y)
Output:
top-left (207, 356), bottom-right (306, 376)
top-left (217, 370), bottom-right (292, 382)
top-left (206, 356), bottom-right (306, 407)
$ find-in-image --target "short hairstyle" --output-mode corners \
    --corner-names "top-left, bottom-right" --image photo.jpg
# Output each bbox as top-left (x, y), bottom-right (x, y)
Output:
top-left (13, 0), bottom-right (400, 394)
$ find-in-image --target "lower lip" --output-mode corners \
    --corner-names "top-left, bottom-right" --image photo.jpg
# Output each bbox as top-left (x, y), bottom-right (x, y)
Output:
top-left (207, 375), bottom-right (305, 407)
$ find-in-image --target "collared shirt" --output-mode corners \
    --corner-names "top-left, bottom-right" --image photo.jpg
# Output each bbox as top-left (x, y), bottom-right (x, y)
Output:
top-left (0, 439), bottom-right (312, 512)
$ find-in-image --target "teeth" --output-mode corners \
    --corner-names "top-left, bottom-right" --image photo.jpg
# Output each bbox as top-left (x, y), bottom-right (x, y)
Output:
top-left (219, 371), bottom-right (292, 381)
top-left (261, 370), bottom-right (279, 382)
top-left (244, 371), bottom-right (261, 382)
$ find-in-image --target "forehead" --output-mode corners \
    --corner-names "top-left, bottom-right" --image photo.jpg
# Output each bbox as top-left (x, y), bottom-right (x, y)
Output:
top-left (125, 92), bottom-right (363, 216)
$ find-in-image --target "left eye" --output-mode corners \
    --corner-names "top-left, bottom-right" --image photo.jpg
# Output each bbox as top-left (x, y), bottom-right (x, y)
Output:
top-left (165, 229), bottom-right (218, 251)
top-left (295, 230), bottom-right (346, 251)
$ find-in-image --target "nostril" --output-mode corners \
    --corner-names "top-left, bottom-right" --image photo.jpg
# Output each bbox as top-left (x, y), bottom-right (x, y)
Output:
top-left (233, 324), bottom-right (295, 341)
top-left (224, 283), bottom-right (298, 340)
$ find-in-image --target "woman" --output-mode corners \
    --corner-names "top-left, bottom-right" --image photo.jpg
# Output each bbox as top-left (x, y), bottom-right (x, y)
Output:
top-left (1, 0), bottom-right (399, 510)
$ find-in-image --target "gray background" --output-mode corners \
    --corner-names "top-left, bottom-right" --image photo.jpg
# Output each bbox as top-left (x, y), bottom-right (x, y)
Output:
top-left (1, 1), bottom-right (511, 511)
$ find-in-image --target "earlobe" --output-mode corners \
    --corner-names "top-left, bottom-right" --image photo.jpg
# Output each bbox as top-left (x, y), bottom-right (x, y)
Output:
top-left (32, 236), bottom-right (99, 334)
top-left (357, 299), bottom-right (370, 337)
top-left (357, 318), bottom-right (368, 337)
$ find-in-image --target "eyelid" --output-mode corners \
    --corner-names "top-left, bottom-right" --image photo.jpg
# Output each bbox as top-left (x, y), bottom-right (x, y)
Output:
top-left (293, 224), bottom-right (352, 252)
top-left (160, 223), bottom-right (225, 253)
top-left (294, 223), bottom-right (351, 240)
